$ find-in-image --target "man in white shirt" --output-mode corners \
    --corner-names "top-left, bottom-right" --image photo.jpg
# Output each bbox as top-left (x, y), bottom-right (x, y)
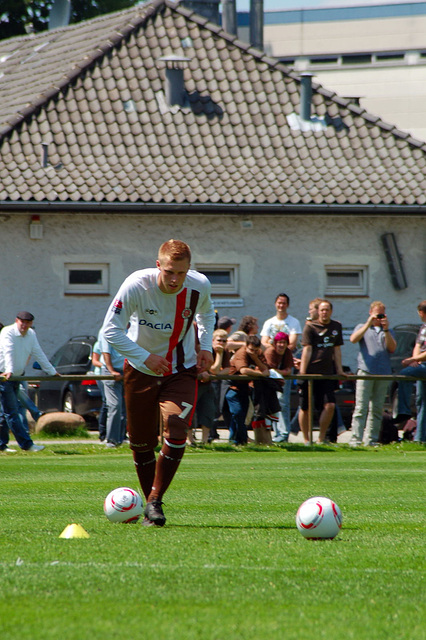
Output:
top-left (260, 293), bottom-right (302, 442)
top-left (0, 311), bottom-right (58, 452)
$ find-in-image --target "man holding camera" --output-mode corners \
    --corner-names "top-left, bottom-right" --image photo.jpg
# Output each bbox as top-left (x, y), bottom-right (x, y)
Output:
top-left (349, 301), bottom-right (396, 447)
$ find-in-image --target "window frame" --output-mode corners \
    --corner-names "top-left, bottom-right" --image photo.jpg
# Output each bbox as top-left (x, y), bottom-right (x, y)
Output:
top-left (195, 264), bottom-right (239, 296)
top-left (324, 265), bottom-right (368, 297)
top-left (64, 263), bottom-right (109, 295)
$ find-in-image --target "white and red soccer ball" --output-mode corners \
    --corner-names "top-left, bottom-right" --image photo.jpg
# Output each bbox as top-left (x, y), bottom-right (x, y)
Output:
top-left (296, 496), bottom-right (342, 540)
top-left (103, 487), bottom-right (143, 523)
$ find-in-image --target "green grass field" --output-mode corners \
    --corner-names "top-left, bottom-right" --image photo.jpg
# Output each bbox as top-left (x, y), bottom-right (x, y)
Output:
top-left (1, 442), bottom-right (425, 640)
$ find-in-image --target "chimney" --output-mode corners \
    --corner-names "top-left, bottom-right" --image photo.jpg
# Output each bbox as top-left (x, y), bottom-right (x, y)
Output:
top-left (180, 0), bottom-right (220, 24)
top-left (300, 72), bottom-right (314, 121)
top-left (157, 55), bottom-right (191, 108)
top-left (250, 0), bottom-right (263, 50)
top-left (222, 0), bottom-right (237, 36)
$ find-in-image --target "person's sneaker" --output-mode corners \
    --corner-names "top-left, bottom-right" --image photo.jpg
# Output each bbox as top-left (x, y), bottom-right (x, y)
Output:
top-left (272, 435), bottom-right (288, 443)
top-left (144, 500), bottom-right (166, 527)
top-left (105, 442), bottom-right (117, 448)
top-left (349, 440), bottom-right (362, 448)
top-left (1, 447), bottom-right (17, 453)
top-left (27, 444), bottom-right (45, 452)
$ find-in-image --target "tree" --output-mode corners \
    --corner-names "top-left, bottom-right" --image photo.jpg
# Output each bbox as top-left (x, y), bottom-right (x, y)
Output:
top-left (0, 0), bottom-right (141, 41)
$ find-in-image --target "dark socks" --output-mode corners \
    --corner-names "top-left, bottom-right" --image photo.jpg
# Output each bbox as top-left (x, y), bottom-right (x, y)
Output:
top-left (148, 438), bottom-right (186, 503)
top-left (132, 449), bottom-right (156, 501)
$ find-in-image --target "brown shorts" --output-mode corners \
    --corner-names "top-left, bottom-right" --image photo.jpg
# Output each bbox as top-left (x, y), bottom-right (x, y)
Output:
top-left (123, 362), bottom-right (198, 451)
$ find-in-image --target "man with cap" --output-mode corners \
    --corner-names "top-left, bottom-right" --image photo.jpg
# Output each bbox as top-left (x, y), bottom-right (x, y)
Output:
top-left (217, 316), bottom-right (236, 333)
top-left (0, 311), bottom-right (58, 452)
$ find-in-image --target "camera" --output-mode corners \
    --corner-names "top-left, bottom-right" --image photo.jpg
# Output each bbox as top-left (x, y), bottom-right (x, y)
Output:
top-left (376, 313), bottom-right (386, 319)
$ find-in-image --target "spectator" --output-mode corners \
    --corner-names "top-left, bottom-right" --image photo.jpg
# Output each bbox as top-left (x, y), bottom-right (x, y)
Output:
top-left (226, 335), bottom-right (279, 445)
top-left (395, 300), bottom-right (426, 443)
top-left (264, 332), bottom-right (294, 443)
top-left (260, 293), bottom-right (302, 440)
top-left (217, 316), bottom-right (236, 333)
top-left (194, 329), bottom-right (231, 443)
top-left (99, 330), bottom-right (127, 448)
top-left (0, 311), bottom-right (58, 452)
top-left (91, 334), bottom-right (107, 442)
top-left (298, 300), bottom-right (345, 444)
top-left (306, 298), bottom-right (324, 323)
top-left (227, 316), bottom-right (259, 354)
top-left (349, 301), bottom-right (397, 447)
top-left (260, 293), bottom-right (301, 352)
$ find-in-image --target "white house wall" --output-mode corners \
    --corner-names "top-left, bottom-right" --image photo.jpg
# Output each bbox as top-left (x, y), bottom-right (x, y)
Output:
top-left (0, 212), bottom-right (424, 371)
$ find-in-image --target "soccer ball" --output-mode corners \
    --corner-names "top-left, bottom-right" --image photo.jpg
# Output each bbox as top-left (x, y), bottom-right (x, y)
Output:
top-left (296, 496), bottom-right (342, 540)
top-left (103, 487), bottom-right (143, 523)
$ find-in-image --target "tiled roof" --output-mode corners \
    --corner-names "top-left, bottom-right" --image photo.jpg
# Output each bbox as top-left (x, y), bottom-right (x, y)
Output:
top-left (0, 0), bottom-right (426, 207)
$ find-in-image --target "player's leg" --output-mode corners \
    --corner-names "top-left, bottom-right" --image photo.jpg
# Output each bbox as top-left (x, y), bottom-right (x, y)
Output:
top-left (123, 364), bottom-right (160, 501)
top-left (145, 369), bottom-right (198, 524)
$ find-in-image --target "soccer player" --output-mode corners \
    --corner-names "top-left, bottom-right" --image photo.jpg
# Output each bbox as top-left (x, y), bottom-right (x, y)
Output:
top-left (102, 240), bottom-right (214, 526)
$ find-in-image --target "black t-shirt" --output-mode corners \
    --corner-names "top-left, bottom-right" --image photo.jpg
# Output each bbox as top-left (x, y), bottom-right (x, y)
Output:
top-left (301, 319), bottom-right (344, 375)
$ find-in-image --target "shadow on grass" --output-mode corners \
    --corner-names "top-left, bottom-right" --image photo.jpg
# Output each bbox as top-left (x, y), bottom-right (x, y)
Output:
top-left (191, 443), bottom-right (341, 453)
top-left (164, 523), bottom-right (293, 530)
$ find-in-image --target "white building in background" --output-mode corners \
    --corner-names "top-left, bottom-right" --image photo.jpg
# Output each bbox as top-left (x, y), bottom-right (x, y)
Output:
top-left (238, 1), bottom-right (426, 141)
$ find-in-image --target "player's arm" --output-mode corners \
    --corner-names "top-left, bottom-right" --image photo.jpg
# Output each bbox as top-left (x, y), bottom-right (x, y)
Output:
top-left (103, 282), bottom-right (155, 370)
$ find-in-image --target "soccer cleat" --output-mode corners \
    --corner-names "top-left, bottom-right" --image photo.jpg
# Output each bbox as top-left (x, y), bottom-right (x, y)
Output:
top-left (141, 516), bottom-right (162, 527)
top-left (144, 500), bottom-right (166, 527)
top-left (27, 443), bottom-right (45, 452)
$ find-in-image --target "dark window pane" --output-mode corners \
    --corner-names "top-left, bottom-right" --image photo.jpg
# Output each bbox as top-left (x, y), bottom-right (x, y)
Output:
top-left (69, 270), bottom-right (102, 285)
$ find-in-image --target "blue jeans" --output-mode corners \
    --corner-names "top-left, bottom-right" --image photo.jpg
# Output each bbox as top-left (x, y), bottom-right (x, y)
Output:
top-left (18, 384), bottom-right (43, 422)
top-left (225, 388), bottom-right (249, 445)
top-left (102, 369), bottom-right (126, 444)
top-left (398, 363), bottom-right (426, 443)
top-left (96, 379), bottom-right (108, 441)
top-left (0, 380), bottom-right (34, 450)
top-left (279, 374), bottom-right (292, 435)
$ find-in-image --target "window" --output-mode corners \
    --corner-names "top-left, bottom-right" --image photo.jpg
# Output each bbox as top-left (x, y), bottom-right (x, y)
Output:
top-left (196, 265), bottom-right (239, 296)
top-left (65, 263), bottom-right (109, 294)
top-left (325, 266), bottom-right (368, 296)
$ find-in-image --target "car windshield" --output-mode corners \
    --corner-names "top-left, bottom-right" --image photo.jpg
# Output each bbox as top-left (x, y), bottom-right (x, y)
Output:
top-left (392, 330), bottom-right (416, 358)
top-left (51, 343), bottom-right (92, 367)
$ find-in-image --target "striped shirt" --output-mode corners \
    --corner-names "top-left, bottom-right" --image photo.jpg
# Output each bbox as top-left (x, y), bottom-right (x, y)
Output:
top-left (102, 268), bottom-right (215, 376)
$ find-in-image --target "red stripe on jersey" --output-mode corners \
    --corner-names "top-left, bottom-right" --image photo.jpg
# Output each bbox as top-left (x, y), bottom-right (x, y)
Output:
top-left (165, 289), bottom-right (187, 374)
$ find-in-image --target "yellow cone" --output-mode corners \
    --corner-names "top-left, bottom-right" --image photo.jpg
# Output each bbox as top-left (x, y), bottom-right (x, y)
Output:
top-left (59, 523), bottom-right (90, 539)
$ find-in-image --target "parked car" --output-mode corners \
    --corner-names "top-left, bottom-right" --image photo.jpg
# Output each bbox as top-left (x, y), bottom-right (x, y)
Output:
top-left (28, 335), bottom-right (102, 426)
top-left (386, 324), bottom-right (421, 417)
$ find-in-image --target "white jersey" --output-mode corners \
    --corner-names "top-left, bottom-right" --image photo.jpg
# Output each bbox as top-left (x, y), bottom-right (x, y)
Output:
top-left (102, 268), bottom-right (215, 376)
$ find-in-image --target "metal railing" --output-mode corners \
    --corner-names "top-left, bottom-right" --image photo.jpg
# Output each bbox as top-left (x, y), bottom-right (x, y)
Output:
top-left (2, 372), bottom-right (424, 445)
